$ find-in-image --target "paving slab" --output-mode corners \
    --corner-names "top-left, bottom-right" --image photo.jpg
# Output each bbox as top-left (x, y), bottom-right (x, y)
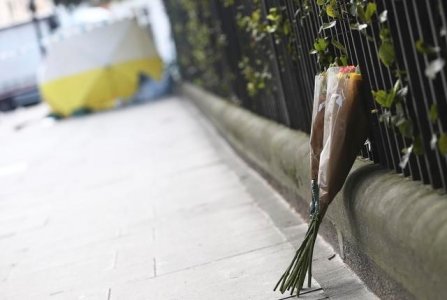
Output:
top-left (0, 97), bottom-right (375, 299)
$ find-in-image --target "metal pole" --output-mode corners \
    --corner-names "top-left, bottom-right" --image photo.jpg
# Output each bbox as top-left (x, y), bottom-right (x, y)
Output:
top-left (28, 0), bottom-right (46, 56)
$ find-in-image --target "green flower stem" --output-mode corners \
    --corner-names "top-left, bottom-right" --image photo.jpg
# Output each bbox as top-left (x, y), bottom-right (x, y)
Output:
top-left (274, 215), bottom-right (321, 297)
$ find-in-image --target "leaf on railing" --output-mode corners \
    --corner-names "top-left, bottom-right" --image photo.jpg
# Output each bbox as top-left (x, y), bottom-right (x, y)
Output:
top-left (429, 103), bottom-right (438, 123)
top-left (438, 133), bottom-right (447, 155)
top-left (396, 117), bottom-right (413, 139)
top-left (314, 38), bottom-right (329, 52)
top-left (364, 2), bottom-right (377, 23)
top-left (379, 43), bottom-right (395, 67)
top-left (415, 40), bottom-right (440, 55)
top-left (425, 58), bottom-right (445, 79)
top-left (320, 21), bottom-right (336, 32)
top-left (379, 27), bottom-right (395, 67)
top-left (326, 4), bottom-right (338, 18)
top-left (413, 136), bottom-right (424, 155)
top-left (331, 39), bottom-right (347, 53)
top-left (373, 90), bottom-right (395, 108)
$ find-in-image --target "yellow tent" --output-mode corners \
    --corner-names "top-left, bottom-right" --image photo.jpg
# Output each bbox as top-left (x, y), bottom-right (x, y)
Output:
top-left (39, 19), bottom-right (163, 116)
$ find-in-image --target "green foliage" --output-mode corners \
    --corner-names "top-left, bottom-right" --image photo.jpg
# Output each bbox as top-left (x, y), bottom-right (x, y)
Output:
top-left (373, 90), bottom-right (395, 108)
top-left (413, 135), bottom-right (424, 155)
top-left (310, 37), bottom-right (333, 68)
top-left (313, 38), bottom-right (329, 52)
top-left (166, 0), bottom-right (231, 95)
top-left (331, 39), bottom-right (347, 54)
top-left (238, 57), bottom-right (270, 97)
top-left (429, 104), bottom-right (438, 123)
top-left (438, 134), bottom-right (447, 155)
top-left (373, 79), bottom-right (402, 108)
top-left (379, 27), bottom-right (395, 67)
top-left (316, 0), bottom-right (339, 18)
top-left (223, 0), bottom-right (235, 8)
top-left (325, 0), bottom-right (339, 18)
top-left (364, 3), bottom-right (377, 22)
top-left (415, 40), bottom-right (440, 55)
top-left (235, 2), bottom-right (296, 97)
top-left (350, 0), bottom-right (376, 24)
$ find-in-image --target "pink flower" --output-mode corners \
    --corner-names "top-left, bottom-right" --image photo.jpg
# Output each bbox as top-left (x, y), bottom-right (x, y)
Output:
top-left (339, 66), bottom-right (356, 73)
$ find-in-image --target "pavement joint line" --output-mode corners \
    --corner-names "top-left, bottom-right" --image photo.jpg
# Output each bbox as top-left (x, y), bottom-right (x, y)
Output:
top-left (152, 226), bottom-right (156, 242)
top-left (0, 232), bottom-right (16, 240)
top-left (153, 257), bottom-right (157, 277)
top-left (49, 290), bottom-right (64, 296)
top-left (108, 251), bottom-right (118, 270)
top-left (275, 286), bottom-right (324, 299)
top-left (299, 287), bottom-right (324, 295)
top-left (83, 175), bottom-right (132, 191)
top-left (127, 240), bottom-right (290, 285)
top-left (170, 159), bottom-right (224, 176)
top-left (277, 295), bottom-right (297, 300)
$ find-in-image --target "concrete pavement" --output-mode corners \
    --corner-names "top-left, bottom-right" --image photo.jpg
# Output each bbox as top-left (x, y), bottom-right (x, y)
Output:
top-left (0, 97), bottom-right (375, 299)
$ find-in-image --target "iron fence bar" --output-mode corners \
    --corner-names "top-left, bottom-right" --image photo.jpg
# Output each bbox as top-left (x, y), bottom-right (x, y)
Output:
top-left (386, 0), bottom-right (432, 184)
top-left (378, 0), bottom-right (418, 180)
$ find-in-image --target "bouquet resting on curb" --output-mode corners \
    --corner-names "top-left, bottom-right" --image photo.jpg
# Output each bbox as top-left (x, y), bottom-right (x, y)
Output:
top-left (274, 66), bottom-right (369, 296)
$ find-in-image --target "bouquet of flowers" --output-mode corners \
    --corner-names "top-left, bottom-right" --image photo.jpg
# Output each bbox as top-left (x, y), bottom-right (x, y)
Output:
top-left (275, 66), bottom-right (369, 296)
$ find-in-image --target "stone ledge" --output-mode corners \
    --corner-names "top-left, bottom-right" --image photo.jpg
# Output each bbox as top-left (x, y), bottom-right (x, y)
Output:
top-left (180, 83), bottom-right (447, 300)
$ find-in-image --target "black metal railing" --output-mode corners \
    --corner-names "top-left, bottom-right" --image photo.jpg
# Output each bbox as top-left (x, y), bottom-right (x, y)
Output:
top-left (164, 0), bottom-right (447, 192)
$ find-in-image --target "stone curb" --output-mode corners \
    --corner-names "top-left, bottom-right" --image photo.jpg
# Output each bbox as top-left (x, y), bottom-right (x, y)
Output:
top-left (180, 83), bottom-right (447, 300)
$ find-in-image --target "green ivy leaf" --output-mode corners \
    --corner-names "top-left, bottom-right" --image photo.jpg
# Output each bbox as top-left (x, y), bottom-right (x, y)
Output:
top-left (314, 38), bottom-right (329, 52)
top-left (429, 103), bottom-right (438, 123)
top-left (340, 55), bottom-right (348, 66)
top-left (373, 90), bottom-right (395, 108)
top-left (396, 118), bottom-right (413, 138)
top-left (356, 3), bottom-right (366, 22)
top-left (364, 2), bottom-right (377, 23)
top-left (326, 0), bottom-right (338, 18)
top-left (380, 27), bottom-right (392, 41)
top-left (438, 133), bottom-right (447, 155)
top-left (317, 0), bottom-right (325, 6)
top-left (379, 41), bottom-right (395, 67)
top-left (223, 0), bottom-right (234, 7)
top-left (331, 39), bottom-right (347, 53)
top-left (413, 136), bottom-right (424, 155)
top-left (283, 21), bottom-right (291, 35)
top-left (415, 39), bottom-right (440, 55)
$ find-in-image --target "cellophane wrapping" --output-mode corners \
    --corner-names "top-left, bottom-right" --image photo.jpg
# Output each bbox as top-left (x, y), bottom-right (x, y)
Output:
top-left (309, 73), bottom-right (329, 181)
top-left (317, 67), bottom-right (369, 215)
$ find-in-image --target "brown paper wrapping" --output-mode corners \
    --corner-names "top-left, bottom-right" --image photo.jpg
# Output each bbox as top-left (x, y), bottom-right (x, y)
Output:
top-left (318, 70), bottom-right (369, 215)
